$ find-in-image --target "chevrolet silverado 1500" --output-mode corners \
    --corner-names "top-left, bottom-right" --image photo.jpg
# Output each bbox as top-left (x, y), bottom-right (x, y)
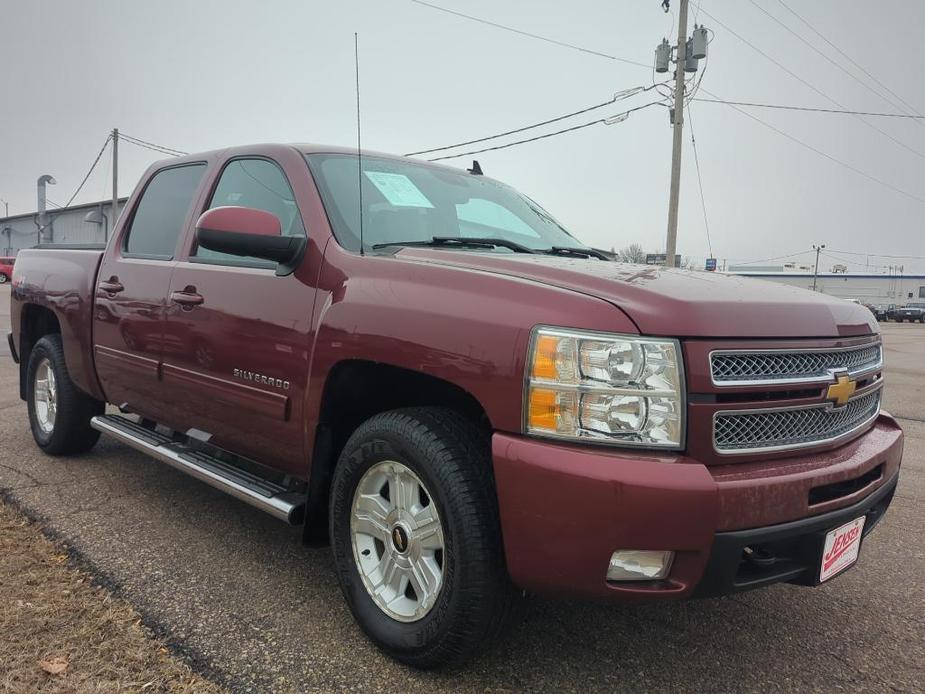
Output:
top-left (9, 144), bottom-right (903, 668)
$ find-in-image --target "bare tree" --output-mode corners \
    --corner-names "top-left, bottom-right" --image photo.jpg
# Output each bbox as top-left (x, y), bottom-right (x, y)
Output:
top-left (618, 243), bottom-right (647, 264)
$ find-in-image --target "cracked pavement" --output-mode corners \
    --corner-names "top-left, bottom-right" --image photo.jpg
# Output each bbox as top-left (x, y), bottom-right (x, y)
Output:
top-left (1, 284), bottom-right (923, 692)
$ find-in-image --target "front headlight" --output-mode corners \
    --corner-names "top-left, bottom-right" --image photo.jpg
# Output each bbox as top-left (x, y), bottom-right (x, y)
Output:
top-left (525, 327), bottom-right (685, 449)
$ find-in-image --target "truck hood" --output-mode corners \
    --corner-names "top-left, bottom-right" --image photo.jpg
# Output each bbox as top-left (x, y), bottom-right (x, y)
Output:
top-left (396, 249), bottom-right (878, 338)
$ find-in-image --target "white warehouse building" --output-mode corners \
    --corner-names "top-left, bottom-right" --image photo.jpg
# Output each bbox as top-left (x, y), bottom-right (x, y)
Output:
top-left (1, 198), bottom-right (127, 255)
top-left (729, 271), bottom-right (925, 306)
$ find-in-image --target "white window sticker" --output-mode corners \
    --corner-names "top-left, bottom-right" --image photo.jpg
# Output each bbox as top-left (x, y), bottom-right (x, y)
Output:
top-left (364, 171), bottom-right (434, 208)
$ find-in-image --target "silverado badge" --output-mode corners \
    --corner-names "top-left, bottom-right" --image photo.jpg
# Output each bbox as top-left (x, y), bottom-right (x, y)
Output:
top-left (233, 368), bottom-right (291, 391)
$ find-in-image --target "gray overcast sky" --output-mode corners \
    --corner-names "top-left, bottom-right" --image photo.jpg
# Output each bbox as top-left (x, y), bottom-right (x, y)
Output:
top-left (2, 0), bottom-right (924, 271)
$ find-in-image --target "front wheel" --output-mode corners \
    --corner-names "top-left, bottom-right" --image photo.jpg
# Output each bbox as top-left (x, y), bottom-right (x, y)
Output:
top-left (329, 408), bottom-right (511, 669)
top-left (0, 273), bottom-right (8, 284)
top-left (26, 334), bottom-right (104, 455)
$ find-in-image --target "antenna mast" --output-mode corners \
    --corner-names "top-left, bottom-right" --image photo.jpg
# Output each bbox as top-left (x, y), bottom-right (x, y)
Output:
top-left (355, 32), bottom-right (365, 255)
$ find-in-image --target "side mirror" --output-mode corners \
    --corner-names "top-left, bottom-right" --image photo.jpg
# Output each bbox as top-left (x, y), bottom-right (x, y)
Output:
top-left (195, 206), bottom-right (306, 275)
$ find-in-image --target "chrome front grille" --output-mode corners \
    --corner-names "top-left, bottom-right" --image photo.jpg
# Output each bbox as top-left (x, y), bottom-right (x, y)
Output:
top-left (711, 343), bottom-right (881, 386)
top-left (714, 389), bottom-right (881, 454)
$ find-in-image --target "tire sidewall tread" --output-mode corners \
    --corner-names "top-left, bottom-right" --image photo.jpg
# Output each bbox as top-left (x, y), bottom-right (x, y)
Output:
top-left (329, 407), bottom-right (511, 669)
top-left (26, 334), bottom-right (103, 456)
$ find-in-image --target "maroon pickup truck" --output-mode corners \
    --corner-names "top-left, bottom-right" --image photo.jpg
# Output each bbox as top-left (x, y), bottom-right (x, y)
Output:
top-left (8, 144), bottom-right (903, 668)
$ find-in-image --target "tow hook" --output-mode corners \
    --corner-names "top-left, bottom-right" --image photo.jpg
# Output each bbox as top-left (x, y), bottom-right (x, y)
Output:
top-left (743, 545), bottom-right (777, 567)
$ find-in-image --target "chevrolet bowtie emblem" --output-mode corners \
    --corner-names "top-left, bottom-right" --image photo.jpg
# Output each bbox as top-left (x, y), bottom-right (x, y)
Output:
top-left (826, 373), bottom-right (857, 407)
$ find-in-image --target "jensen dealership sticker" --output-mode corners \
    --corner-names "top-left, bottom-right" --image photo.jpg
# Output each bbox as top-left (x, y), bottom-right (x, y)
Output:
top-left (820, 516), bottom-right (866, 582)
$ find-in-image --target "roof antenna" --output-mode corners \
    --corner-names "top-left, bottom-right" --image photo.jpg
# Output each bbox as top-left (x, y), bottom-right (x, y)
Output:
top-left (355, 32), bottom-right (365, 256)
top-left (467, 160), bottom-right (483, 175)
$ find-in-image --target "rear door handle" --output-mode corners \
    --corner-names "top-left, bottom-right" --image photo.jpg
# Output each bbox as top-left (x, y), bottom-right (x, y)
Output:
top-left (99, 278), bottom-right (124, 294)
top-left (170, 289), bottom-right (204, 307)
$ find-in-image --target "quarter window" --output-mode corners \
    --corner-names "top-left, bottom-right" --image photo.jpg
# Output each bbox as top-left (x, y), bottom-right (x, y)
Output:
top-left (195, 158), bottom-right (304, 264)
top-left (124, 164), bottom-right (206, 258)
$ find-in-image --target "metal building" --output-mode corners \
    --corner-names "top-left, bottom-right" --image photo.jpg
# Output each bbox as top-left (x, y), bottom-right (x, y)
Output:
top-left (729, 271), bottom-right (925, 306)
top-left (0, 198), bottom-right (127, 255)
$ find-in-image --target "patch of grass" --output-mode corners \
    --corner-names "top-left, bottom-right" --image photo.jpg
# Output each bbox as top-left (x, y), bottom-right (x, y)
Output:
top-left (0, 500), bottom-right (223, 693)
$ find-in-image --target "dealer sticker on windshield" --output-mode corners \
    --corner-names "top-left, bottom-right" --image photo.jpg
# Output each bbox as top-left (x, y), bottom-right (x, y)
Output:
top-left (820, 516), bottom-right (866, 582)
top-left (364, 171), bottom-right (435, 208)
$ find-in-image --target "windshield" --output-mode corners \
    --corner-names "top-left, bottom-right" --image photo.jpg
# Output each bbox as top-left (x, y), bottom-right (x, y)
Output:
top-left (305, 153), bottom-right (587, 253)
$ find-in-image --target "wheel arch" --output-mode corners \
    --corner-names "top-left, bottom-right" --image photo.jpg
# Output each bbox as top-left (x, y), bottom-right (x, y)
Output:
top-left (303, 359), bottom-right (492, 543)
top-left (18, 304), bottom-right (61, 401)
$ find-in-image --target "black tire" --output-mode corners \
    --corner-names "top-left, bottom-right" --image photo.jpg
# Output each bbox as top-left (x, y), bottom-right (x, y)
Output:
top-left (329, 407), bottom-right (512, 669)
top-left (26, 334), bottom-right (104, 455)
top-left (0, 273), bottom-right (8, 284)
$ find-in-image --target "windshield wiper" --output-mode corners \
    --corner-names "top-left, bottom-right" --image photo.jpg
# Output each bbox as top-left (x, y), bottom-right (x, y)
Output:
top-left (544, 246), bottom-right (611, 260)
top-left (372, 237), bottom-right (536, 254)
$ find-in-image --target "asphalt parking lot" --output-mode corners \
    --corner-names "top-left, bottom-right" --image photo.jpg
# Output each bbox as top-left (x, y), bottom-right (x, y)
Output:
top-left (1, 283), bottom-right (923, 693)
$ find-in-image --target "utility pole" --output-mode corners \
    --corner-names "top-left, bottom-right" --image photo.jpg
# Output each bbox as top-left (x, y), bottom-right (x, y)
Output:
top-left (1, 199), bottom-right (8, 218)
top-left (111, 128), bottom-right (119, 231)
top-left (812, 243), bottom-right (825, 291)
top-left (664, 0), bottom-right (689, 268)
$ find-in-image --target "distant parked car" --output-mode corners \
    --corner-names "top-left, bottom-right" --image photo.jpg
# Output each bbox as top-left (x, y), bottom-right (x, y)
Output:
top-left (872, 304), bottom-right (896, 321)
top-left (895, 302), bottom-right (925, 323)
top-left (0, 256), bottom-right (15, 284)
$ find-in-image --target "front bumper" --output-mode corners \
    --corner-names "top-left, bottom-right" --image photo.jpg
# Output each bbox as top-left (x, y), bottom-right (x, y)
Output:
top-left (492, 414), bottom-right (903, 601)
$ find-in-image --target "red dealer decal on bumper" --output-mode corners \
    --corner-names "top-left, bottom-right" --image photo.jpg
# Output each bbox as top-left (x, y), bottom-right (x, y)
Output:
top-left (820, 517), bottom-right (866, 582)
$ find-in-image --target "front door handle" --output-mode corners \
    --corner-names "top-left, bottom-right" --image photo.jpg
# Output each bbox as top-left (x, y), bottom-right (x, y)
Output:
top-left (99, 278), bottom-right (124, 294)
top-left (170, 289), bottom-right (204, 307)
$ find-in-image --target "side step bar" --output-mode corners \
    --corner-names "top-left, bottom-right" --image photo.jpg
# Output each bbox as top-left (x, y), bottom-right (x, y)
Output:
top-left (91, 415), bottom-right (305, 524)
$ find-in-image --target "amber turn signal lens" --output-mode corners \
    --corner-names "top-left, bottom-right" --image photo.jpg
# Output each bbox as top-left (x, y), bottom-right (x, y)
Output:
top-left (531, 334), bottom-right (560, 380)
top-left (528, 387), bottom-right (558, 430)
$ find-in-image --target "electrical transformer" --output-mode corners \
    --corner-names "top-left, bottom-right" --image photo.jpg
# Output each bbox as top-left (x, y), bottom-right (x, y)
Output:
top-left (655, 38), bottom-right (671, 73)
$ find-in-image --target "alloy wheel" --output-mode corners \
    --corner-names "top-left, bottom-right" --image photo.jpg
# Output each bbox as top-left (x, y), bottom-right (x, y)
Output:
top-left (350, 460), bottom-right (445, 622)
top-left (33, 358), bottom-right (57, 434)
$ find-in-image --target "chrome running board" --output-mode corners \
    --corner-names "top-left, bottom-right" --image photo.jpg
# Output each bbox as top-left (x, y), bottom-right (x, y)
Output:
top-left (91, 414), bottom-right (304, 524)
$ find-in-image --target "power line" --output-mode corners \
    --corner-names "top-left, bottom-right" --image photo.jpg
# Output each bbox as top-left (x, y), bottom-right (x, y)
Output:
top-left (407, 83), bottom-right (663, 157)
top-left (410, 0), bottom-right (925, 215)
top-left (64, 135), bottom-right (112, 208)
top-left (702, 86), bottom-right (925, 207)
top-left (120, 137), bottom-right (182, 158)
top-left (730, 249), bottom-right (814, 266)
top-left (746, 0), bottom-right (915, 119)
top-left (820, 249), bottom-right (890, 271)
top-left (120, 133), bottom-right (188, 156)
top-left (686, 105), bottom-right (712, 257)
top-left (120, 132), bottom-right (187, 155)
top-left (695, 5), bottom-right (925, 163)
top-left (428, 101), bottom-right (664, 162)
top-left (693, 97), bottom-right (925, 119)
top-left (409, 0), bottom-right (650, 67)
top-left (775, 0), bottom-right (925, 122)
top-left (826, 248), bottom-right (925, 261)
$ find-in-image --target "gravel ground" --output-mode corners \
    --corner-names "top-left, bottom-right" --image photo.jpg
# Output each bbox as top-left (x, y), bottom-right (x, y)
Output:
top-left (1, 284), bottom-right (923, 692)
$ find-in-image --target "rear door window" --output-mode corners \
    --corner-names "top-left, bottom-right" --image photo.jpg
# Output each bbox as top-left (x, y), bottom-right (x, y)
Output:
top-left (124, 164), bottom-right (206, 258)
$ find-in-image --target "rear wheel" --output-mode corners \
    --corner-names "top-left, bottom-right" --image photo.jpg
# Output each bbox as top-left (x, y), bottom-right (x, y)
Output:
top-left (329, 408), bottom-right (511, 669)
top-left (26, 335), bottom-right (104, 455)
top-left (0, 273), bottom-right (8, 284)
